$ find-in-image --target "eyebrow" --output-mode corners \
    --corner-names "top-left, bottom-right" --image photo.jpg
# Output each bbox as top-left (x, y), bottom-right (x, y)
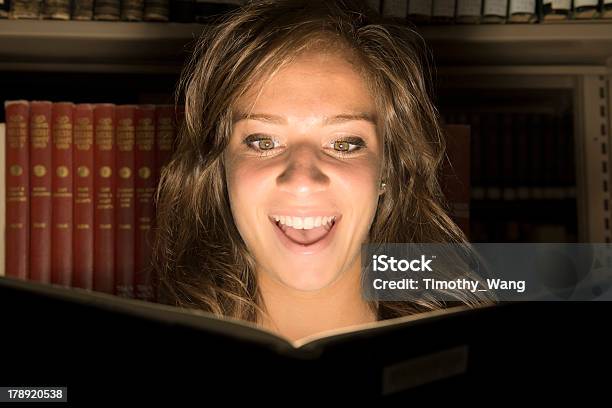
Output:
top-left (232, 111), bottom-right (377, 126)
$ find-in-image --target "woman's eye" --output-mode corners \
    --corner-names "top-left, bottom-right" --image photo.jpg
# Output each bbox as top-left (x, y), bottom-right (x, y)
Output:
top-left (243, 134), bottom-right (279, 153)
top-left (332, 137), bottom-right (366, 154)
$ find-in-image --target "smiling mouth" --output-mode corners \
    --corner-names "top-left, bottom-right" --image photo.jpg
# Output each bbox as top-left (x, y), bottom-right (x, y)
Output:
top-left (269, 216), bottom-right (339, 246)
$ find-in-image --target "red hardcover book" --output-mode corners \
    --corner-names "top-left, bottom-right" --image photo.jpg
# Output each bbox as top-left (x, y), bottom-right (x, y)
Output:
top-left (30, 101), bottom-right (53, 283)
top-left (154, 105), bottom-right (177, 184)
top-left (93, 104), bottom-right (116, 294)
top-left (5, 100), bottom-right (30, 280)
top-left (134, 105), bottom-right (156, 301)
top-left (73, 104), bottom-right (95, 290)
top-left (115, 105), bottom-right (136, 298)
top-left (51, 102), bottom-right (74, 286)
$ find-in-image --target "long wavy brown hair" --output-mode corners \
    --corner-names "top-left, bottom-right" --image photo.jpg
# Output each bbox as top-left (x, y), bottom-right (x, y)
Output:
top-left (152, 0), bottom-right (492, 324)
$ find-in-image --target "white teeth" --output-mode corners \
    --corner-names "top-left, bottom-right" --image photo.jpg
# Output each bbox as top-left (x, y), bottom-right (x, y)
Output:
top-left (272, 215), bottom-right (336, 230)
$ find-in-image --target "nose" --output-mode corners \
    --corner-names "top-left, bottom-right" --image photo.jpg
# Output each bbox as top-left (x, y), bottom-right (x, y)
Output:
top-left (276, 143), bottom-right (330, 197)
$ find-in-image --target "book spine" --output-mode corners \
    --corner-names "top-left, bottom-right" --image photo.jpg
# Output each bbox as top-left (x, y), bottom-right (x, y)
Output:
top-left (365, 0), bottom-right (382, 13)
top-left (73, 104), bottom-right (95, 290)
top-left (115, 105), bottom-right (136, 298)
top-left (121, 0), bottom-right (143, 20)
top-left (573, 0), bottom-right (600, 18)
top-left (508, 0), bottom-right (537, 22)
top-left (381, 0), bottom-right (408, 19)
top-left (135, 105), bottom-right (156, 301)
top-left (94, 0), bottom-right (120, 20)
top-left (51, 102), bottom-right (74, 286)
top-left (42, 0), bottom-right (70, 19)
top-left (154, 105), bottom-right (176, 184)
top-left (144, 0), bottom-right (168, 21)
top-left (4, 100), bottom-right (29, 280)
top-left (408, 0), bottom-right (433, 22)
top-left (542, 0), bottom-right (571, 20)
top-left (456, 0), bottom-right (482, 22)
top-left (72, 0), bottom-right (94, 20)
top-left (432, 0), bottom-right (457, 22)
top-left (10, 0), bottom-right (41, 19)
top-left (482, 0), bottom-right (508, 22)
top-left (94, 104), bottom-right (116, 294)
top-left (30, 101), bottom-right (53, 284)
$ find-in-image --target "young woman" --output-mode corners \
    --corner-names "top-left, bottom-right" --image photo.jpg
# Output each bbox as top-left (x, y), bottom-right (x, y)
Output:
top-left (153, 0), bottom-right (491, 341)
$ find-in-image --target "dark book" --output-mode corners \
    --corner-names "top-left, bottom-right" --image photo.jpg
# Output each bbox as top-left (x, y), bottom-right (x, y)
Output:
top-left (72, 0), bottom-right (93, 20)
top-left (1, 276), bottom-right (611, 402)
top-left (94, 0), bottom-right (120, 20)
top-left (121, 0), bottom-right (144, 20)
top-left (42, 0), bottom-right (70, 19)
top-left (144, 0), bottom-right (168, 21)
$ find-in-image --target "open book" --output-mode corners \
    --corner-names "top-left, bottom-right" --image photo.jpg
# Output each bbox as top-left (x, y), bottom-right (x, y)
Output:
top-left (0, 276), bottom-right (539, 400)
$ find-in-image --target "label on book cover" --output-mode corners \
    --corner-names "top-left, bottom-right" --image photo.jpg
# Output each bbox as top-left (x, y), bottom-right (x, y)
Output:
top-left (574, 0), bottom-right (597, 7)
top-left (382, 346), bottom-right (468, 395)
top-left (509, 0), bottom-right (535, 14)
top-left (408, 0), bottom-right (432, 15)
top-left (457, 0), bottom-right (482, 16)
top-left (484, 0), bottom-right (508, 16)
top-left (433, 0), bottom-right (456, 16)
top-left (382, 0), bottom-right (408, 17)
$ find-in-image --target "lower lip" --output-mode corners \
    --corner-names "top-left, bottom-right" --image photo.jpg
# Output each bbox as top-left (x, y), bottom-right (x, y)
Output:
top-left (270, 216), bottom-right (340, 255)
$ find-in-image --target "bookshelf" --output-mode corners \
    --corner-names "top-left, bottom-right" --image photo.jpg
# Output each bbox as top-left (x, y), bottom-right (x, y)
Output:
top-left (1, 19), bottom-right (611, 247)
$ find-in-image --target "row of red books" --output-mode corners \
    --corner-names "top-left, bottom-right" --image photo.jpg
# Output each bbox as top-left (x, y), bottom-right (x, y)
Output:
top-left (4, 100), bottom-right (182, 300)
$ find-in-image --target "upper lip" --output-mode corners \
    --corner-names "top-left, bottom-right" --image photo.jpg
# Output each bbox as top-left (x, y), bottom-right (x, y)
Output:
top-left (268, 209), bottom-right (342, 218)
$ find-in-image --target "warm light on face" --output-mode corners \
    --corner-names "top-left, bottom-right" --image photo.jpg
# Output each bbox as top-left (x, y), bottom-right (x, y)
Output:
top-left (223, 50), bottom-right (383, 292)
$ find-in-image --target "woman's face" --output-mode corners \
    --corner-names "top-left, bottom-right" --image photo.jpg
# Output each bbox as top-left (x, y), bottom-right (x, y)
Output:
top-left (224, 50), bottom-right (383, 291)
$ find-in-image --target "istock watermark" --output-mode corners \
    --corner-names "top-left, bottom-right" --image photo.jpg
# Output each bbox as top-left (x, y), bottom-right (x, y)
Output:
top-left (361, 243), bottom-right (612, 302)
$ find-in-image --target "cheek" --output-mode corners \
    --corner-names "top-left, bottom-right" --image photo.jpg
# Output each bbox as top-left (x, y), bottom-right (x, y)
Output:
top-left (225, 158), bottom-right (274, 226)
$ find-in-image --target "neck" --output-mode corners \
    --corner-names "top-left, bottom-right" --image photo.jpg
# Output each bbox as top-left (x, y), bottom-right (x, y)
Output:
top-left (257, 257), bottom-right (377, 342)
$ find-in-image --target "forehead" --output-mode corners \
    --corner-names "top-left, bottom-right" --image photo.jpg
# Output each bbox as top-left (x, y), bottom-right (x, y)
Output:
top-left (233, 50), bottom-right (376, 121)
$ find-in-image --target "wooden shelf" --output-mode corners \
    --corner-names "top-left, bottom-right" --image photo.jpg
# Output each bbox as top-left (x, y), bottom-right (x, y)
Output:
top-left (418, 23), bottom-right (612, 67)
top-left (0, 20), bottom-right (205, 73)
top-left (1, 20), bottom-right (612, 72)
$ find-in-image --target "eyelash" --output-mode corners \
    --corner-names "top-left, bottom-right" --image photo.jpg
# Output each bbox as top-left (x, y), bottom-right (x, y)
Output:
top-left (242, 134), bottom-right (367, 157)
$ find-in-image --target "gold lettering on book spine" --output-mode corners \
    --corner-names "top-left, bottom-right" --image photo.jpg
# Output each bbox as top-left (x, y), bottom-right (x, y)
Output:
top-left (96, 117), bottom-right (113, 151)
top-left (157, 117), bottom-right (174, 151)
top-left (74, 117), bottom-right (93, 150)
top-left (53, 115), bottom-right (72, 149)
top-left (7, 114), bottom-right (27, 149)
top-left (136, 116), bottom-right (155, 151)
top-left (31, 114), bottom-right (50, 149)
top-left (117, 118), bottom-right (135, 152)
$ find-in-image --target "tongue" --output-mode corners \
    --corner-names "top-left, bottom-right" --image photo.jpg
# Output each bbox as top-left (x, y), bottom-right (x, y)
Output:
top-left (279, 223), bottom-right (332, 245)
